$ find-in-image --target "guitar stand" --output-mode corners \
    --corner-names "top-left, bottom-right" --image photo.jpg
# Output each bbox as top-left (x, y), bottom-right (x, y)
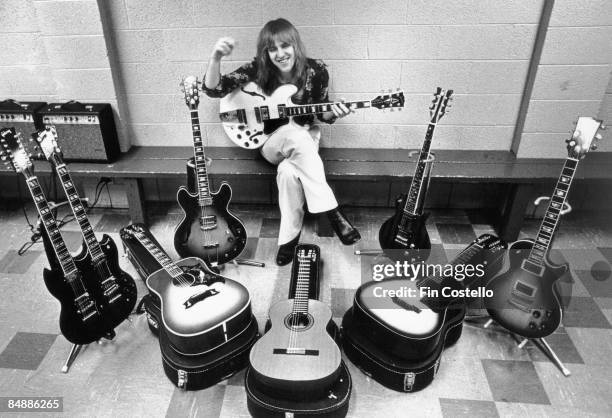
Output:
top-left (476, 195), bottom-right (574, 377)
top-left (61, 329), bottom-right (118, 373)
top-left (354, 152), bottom-right (436, 257)
top-left (482, 319), bottom-right (571, 377)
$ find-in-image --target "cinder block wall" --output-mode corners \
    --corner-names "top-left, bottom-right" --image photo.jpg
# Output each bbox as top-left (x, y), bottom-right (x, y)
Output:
top-left (517, 0), bottom-right (612, 157)
top-left (2, 0), bottom-right (610, 157)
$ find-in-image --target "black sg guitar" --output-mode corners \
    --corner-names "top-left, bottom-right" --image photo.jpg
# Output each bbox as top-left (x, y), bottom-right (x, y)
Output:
top-left (379, 87), bottom-right (453, 262)
top-left (174, 76), bottom-right (247, 266)
top-left (1, 128), bottom-right (110, 344)
top-left (485, 116), bottom-right (605, 339)
top-left (35, 127), bottom-right (137, 328)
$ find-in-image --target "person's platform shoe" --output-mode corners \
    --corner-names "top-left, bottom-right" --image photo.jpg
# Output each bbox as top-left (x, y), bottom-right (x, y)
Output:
top-left (327, 208), bottom-right (361, 245)
top-left (276, 233), bottom-right (300, 266)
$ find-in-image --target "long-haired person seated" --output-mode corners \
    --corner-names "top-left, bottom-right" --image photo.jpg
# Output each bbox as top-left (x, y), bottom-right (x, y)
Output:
top-left (203, 18), bottom-right (361, 266)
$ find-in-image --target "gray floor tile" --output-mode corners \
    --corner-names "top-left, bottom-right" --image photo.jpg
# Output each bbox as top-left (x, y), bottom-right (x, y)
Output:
top-left (439, 398), bottom-right (499, 418)
top-left (0, 332), bottom-right (57, 370)
top-left (481, 359), bottom-right (550, 404)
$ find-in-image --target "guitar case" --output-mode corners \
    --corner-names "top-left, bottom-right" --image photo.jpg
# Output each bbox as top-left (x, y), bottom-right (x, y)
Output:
top-left (341, 234), bottom-right (506, 392)
top-left (120, 224), bottom-right (163, 335)
top-left (159, 315), bottom-right (259, 391)
top-left (341, 305), bottom-right (464, 393)
top-left (245, 244), bottom-right (351, 417)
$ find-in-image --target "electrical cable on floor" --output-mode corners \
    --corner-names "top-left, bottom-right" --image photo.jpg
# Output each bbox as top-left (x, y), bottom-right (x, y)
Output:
top-left (17, 178), bottom-right (108, 256)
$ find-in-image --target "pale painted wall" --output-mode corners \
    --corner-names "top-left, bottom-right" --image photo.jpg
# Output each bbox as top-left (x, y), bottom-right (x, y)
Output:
top-left (1, 0), bottom-right (611, 158)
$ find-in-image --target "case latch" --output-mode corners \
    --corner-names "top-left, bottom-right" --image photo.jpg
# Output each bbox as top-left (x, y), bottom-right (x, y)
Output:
top-left (177, 369), bottom-right (188, 389)
top-left (403, 372), bottom-right (416, 391)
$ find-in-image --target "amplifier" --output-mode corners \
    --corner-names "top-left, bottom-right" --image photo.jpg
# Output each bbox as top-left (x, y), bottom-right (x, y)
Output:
top-left (0, 99), bottom-right (46, 159)
top-left (39, 101), bottom-right (121, 162)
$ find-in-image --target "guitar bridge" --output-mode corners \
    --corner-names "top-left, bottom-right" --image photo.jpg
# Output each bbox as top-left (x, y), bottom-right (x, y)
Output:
top-left (272, 348), bottom-right (319, 356)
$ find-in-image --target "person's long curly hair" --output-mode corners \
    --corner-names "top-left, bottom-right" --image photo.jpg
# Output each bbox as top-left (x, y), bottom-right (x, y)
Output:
top-left (255, 18), bottom-right (308, 96)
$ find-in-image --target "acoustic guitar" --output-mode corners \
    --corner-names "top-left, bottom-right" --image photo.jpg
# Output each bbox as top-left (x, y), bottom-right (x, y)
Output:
top-left (248, 244), bottom-right (341, 400)
top-left (122, 224), bottom-right (252, 355)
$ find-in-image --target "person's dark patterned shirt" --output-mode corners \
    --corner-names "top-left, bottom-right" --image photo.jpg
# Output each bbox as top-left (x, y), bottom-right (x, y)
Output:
top-left (202, 58), bottom-right (336, 126)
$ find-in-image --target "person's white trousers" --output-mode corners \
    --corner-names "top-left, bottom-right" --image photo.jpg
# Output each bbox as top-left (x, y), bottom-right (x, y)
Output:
top-left (260, 123), bottom-right (337, 245)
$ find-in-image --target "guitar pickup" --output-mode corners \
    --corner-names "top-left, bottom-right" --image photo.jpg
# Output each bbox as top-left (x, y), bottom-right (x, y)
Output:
top-left (273, 348), bottom-right (319, 356)
top-left (199, 215), bottom-right (217, 230)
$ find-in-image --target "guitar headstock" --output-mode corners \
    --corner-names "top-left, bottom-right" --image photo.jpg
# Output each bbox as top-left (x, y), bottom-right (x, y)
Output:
top-left (474, 233), bottom-right (507, 252)
top-left (0, 127), bottom-right (34, 177)
top-left (371, 89), bottom-right (405, 110)
top-left (34, 126), bottom-right (62, 162)
top-left (120, 223), bottom-right (145, 241)
top-left (566, 117), bottom-right (605, 159)
top-left (180, 76), bottom-right (200, 110)
top-left (429, 87), bottom-right (453, 123)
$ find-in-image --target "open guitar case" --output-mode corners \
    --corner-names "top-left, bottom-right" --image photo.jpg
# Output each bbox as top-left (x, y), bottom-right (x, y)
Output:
top-left (341, 234), bottom-right (505, 393)
top-left (120, 223), bottom-right (259, 390)
top-left (245, 244), bottom-right (352, 418)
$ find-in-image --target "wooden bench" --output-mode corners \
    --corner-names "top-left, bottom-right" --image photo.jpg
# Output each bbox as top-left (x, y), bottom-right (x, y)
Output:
top-left (1, 146), bottom-right (610, 242)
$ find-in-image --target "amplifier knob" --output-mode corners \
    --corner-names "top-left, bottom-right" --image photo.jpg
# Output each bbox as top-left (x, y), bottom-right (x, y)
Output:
top-left (529, 322), bottom-right (536, 329)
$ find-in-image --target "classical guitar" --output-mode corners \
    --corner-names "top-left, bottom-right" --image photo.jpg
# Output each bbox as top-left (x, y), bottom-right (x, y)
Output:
top-left (485, 117), bottom-right (605, 339)
top-left (219, 82), bottom-right (405, 149)
top-left (354, 234), bottom-right (505, 360)
top-left (0, 128), bottom-right (110, 344)
top-left (122, 224), bottom-right (252, 355)
top-left (174, 76), bottom-right (247, 266)
top-left (379, 87), bottom-right (453, 262)
top-left (35, 126), bottom-right (137, 328)
top-left (249, 244), bottom-right (342, 400)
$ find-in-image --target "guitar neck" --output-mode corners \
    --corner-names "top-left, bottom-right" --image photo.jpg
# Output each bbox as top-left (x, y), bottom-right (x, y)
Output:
top-left (292, 255), bottom-right (313, 315)
top-left (190, 110), bottom-right (213, 206)
top-left (418, 240), bottom-right (483, 290)
top-left (404, 123), bottom-right (436, 214)
top-left (282, 100), bottom-right (371, 118)
top-left (54, 161), bottom-right (105, 263)
top-left (25, 175), bottom-right (78, 276)
top-left (131, 230), bottom-right (183, 278)
top-left (527, 157), bottom-right (578, 266)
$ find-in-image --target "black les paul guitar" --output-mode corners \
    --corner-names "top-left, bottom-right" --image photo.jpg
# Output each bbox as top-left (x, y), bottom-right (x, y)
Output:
top-left (174, 76), bottom-right (247, 266)
top-left (485, 116), bottom-right (605, 339)
top-left (379, 88), bottom-right (453, 261)
top-left (1, 128), bottom-right (109, 344)
top-left (35, 127), bottom-right (137, 329)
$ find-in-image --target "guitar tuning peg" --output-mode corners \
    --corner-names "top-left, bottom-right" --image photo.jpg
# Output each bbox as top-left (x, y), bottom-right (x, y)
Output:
top-left (591, 144), bottom-right (598, 150)
top-left (595, 133), bottom-right (603, 140)
top-left (600, 124), bottom-right (606, 130)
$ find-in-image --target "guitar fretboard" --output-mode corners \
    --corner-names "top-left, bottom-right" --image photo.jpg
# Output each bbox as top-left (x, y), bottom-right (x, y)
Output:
top-left (190, 110), bottom-right (213, 207)
top-left (527, 158), bottom-right (578, 266)
top-left (404, 122), bottom-right (436, 215)
top-left (292, 252), bottom-right (314, 315)
top-left (55, 163), bottom-right (104, 263)
top-left (281, 101), bottom-right (371, 118)
top-left (26, 176), bottom-right (78, 277)
top-left (418, 241), bottom-right (483, 290)
top-left (131, 230), bottom-right (183, 278)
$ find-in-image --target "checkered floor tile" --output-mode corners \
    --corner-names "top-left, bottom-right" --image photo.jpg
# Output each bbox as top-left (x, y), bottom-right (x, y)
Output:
top-left (0, 203), bottom-right (611, 417)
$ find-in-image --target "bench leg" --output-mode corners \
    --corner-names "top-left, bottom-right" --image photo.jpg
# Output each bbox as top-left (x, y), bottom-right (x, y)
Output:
top-left (499, 183), bottom-right (533, 242)
top-left (123, 178), bottom-right (148, 226)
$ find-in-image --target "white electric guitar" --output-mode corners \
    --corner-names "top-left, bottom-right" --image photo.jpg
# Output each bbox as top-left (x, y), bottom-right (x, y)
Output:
top-left (219, 82), bottom-right (405, 149)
